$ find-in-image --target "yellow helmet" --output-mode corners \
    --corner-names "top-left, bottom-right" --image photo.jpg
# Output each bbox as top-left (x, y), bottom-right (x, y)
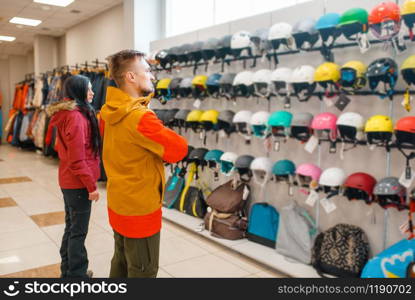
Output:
top-left (340, 61), bottom-right (367, 91)
top-left (186, 110), bottom-right (204, 122)
top-left (191, 75), bottom-right (208, 89)
top-left (156, 78), bottom-right (172, 90)
top-left (200, 110), bottom-right (219, 124)
top-left (402, 55), bottom-right (415, 86)
top-left (402, 0), bottom-right (415, 15)
top-left (314, 62), bottom-right (341, 83)
top-left (364, 115), bottom-right (393, 133)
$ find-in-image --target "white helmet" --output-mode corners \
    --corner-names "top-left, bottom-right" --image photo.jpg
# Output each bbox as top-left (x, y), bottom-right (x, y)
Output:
top-left (252, 69), bottom-right (272, 85)
top-left (233, 110), bottom-right (253, 124)
top-left (231, 31), bottom-right (253, 50)
top-left (250, 157), bottom-right (273, 186)
top-left (250, 111), bottom-right (270, 138)
top-left (233, 71), bottom-right (254, 86)
top-left (271, 68), bottom-right (293, 83)
top-left (233, 110), bottom-right (253, 134)
top-left (253, 69), bottom-right (272, 98)
top-left (336, 112), bottom-right (365, 130)
top-left (319, 167), bottom-right (346, 187)
top-left (268, 22), bottom-right (293, 42)
top-left (219, 152), bottom-right (238, 176)
top-left (337, 112), bottom-right (365, 141)
top-left (291, 65), bottom-right (315, 84)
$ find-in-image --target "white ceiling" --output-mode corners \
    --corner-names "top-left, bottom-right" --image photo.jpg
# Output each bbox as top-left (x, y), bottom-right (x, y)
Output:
top-left (0, 0), bottom-right (123, 56)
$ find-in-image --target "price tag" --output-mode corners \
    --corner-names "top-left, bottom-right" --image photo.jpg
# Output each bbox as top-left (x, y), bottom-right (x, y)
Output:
top-left (219, 130), bottom-right (226, 138)
top-left (243, 185), bottom-right (250, 200)
top-left (193, 99), bottom-right (201, 108)
top-left (323, 96), bottom-right (335, 107)
top-left (321, 197), bottom-right (337, 214)
top-left (199, 132), bottom-right (204, 140)
top-left (399, 168), bottom-right (415, 188)
top-left (274, 141), bottom-right (280, 152)
top-left (335, 93), bottom-right (351, 111)
top-left (305, 135), bottom-right (318, 153)
top-left (369, 144), bottom-right (376, 151)
top-left (305, 190), bottom-right (319, 207)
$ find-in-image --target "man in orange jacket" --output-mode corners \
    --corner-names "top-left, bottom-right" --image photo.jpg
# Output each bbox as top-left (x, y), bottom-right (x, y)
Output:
top-left (101, 50), bottom-right (188, 278)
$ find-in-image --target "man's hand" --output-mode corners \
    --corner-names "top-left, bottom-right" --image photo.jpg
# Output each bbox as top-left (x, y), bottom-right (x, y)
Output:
top-left (89, 190), bottom-right (99, 202)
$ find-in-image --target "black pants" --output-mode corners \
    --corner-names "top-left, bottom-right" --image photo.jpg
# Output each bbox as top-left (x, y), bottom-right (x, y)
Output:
top-left (109, 230), bottom-right (160, 278)
top-left (60, 188), bottom-right (91, 278)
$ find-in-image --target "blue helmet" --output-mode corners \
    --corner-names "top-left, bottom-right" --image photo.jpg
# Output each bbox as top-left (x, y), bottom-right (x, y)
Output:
top-left (315, 13), bottom-right (341, 46)
top-left (207, 73), bottom-right (223, 97)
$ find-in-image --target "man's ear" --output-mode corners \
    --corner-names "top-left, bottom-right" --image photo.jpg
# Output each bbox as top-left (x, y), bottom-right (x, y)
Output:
top-left (125, 71), bottom-right (135, 83)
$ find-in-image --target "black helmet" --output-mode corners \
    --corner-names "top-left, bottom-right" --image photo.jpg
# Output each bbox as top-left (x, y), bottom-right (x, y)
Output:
top-left (202, 38), bottom-right (219, 62)
top-left (367, 58), bottom-right (398, 98)
top-left (188, 41), bottom-right (204, 65)
top-left (216, 35), bottom-right (232, 60)
top-left (218, 110), bottom-right (236, 135)
top-left (219, 73), bottom-right (237, 99)
top-left (188, 148), bottom-right (209, 166)
top-left (175, 109), bottom-right (191, 130)
top-left (176, 43), bottom-right (192, 65)
top-left (163, 109), bottom-right (179, 128)
top-left (235, 155), bottom-right (255, 178)
top-left (168, 78), bottom-right (182, 99)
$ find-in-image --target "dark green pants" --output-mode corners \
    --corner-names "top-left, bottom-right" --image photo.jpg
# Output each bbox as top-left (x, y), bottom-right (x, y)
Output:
top-left (109, 230), bottom-right (160, 278)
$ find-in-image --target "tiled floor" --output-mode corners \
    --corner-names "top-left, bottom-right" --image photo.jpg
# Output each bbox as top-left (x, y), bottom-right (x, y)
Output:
top-left (0, 145), bottom-right (285, 278)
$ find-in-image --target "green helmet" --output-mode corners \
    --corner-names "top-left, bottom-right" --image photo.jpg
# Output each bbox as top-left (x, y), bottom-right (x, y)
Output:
top-left (338, 8), bottom-right (369, 40)
top-left (268, 111), bottom-right (293, 128)
top-left (272, 160), bottom-right (296, 176)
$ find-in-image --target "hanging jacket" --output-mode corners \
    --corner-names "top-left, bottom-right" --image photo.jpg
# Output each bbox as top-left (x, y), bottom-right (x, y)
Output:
top-left (46, 100), bottom-right (100, 192)
top-left (101, 86), bottom-right (188, 238)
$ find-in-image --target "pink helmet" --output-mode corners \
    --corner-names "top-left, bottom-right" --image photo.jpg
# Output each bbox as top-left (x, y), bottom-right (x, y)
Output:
top-left (296, 163), bottom-right (322, 181)
top-left (311, 112), bottom-right (338, 141)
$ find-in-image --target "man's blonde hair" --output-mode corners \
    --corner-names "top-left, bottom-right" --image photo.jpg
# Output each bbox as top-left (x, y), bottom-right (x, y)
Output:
top-left (106, 49), bottom-right (145, 87)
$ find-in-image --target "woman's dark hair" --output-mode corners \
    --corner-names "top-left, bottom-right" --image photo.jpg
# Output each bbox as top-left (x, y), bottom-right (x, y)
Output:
top-left (63, 75), bottom-right (101, 155)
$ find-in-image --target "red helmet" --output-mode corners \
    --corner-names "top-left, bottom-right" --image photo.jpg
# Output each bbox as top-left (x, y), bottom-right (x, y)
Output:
top-left (395, 116), bottom-right (415, 133)
top-left (369, 2), bottom-right (401, 24)
top-left (395, 116), bottom-right (415, 146)
top-left (369, 2), bottom-right (401, 40)
top-left (344, 172), bottom-right (377, 203)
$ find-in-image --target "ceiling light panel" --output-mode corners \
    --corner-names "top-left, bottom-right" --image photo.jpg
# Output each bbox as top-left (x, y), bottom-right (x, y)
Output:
top-left (0, 36), bottom-right (16, 42)
top-left (33, 0), bottom-right (75, 7)
top-left (9, 17), bottom-right (42, 27)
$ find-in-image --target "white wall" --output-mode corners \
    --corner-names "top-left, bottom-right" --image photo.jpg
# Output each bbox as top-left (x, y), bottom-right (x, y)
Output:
top-left (65, 4), bottom-right (125, 65)
top-left (150, 0), bottom-right (413, 258)
top-left (34, 35), bottom-right (59, 75)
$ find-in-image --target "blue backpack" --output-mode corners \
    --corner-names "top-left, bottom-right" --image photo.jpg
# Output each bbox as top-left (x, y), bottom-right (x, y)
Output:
top-left (163, 167), bottom-right (185, 208)
top-left (247, 203), bottom-right (279, 248)
top-left (361, 239), bottom-right (415, 278)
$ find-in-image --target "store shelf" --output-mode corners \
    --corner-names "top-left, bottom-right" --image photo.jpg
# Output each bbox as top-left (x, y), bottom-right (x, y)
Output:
top-left (162, 207), bottom-right (320, 278)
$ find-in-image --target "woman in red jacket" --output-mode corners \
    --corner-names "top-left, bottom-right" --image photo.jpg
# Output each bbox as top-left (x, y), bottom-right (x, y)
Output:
top-left (47, 75), bottom-right (101, 278)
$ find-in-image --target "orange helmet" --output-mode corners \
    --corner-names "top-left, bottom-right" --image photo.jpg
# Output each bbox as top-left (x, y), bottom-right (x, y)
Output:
top-left (395, 116), bottom-right (415, 133)
top-left (369, 2), bottom-right (401, 40)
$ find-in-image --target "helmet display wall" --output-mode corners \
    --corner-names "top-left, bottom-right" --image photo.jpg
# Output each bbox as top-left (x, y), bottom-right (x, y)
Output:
top-left (150, 0), bottom-right (414, 268)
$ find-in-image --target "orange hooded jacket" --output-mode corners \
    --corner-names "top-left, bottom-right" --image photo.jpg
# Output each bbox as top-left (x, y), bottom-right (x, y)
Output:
top-left (101, 86), bottom-right (188, 238)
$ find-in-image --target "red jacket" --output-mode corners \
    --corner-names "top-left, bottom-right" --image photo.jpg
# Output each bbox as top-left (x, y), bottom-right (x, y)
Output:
top-left (47, 100), bottom-right (100, 192)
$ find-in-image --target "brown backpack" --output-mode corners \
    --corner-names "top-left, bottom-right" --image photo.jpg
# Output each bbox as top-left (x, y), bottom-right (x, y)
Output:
top-left (205, 180), bottom-right (247, 213)
top-left (204, 211), bottom-right (248, 240)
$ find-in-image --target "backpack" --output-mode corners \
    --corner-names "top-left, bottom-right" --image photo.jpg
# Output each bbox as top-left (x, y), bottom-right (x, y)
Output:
top-left (276, 203), bottom-right (318, 264)
top-left (204, 179), bottom-right (249, 240)
top-left (361, 238), bottom-right (415, 278)
top-left (247, 203), bottom-right (279, 248)
top-left (163, 166), bottom-right (185, 208)
top-left (206, 180), bottom-right (248, 213)
top-left (176, 163), bottom-right (209, 218)
top-left (312, 223), bottom-right (370, 277)
top-left (204, 211), bottom-right (248, 240)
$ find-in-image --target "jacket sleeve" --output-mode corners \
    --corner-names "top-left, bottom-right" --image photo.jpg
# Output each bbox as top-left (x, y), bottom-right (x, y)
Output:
top-left (134, 111), bottom-right (188, 163)
top-left (63, 114), bottom-right (97, 193)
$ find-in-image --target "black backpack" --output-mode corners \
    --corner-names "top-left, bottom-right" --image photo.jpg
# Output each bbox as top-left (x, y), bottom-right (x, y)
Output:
top-left (312, 223), bottom-right (370, 278)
